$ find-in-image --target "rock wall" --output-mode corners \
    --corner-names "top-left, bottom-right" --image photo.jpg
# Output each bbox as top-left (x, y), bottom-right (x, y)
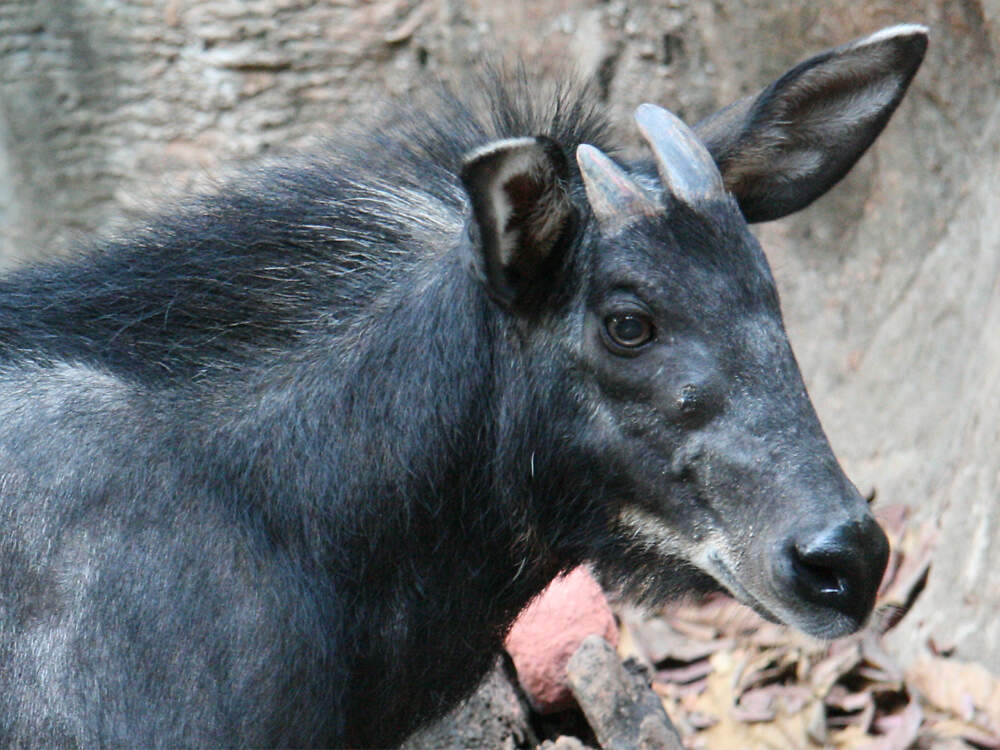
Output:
top-left (2, 0), bottom-right (998, 670)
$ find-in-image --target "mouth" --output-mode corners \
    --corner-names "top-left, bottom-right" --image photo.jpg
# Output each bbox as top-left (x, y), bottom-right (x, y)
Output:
top-left (615, 505), bottom-right (876, 639)
top-left (703, 551), bottom-right (783, 625)
top-left (702, 550), bottom-right (866, 639)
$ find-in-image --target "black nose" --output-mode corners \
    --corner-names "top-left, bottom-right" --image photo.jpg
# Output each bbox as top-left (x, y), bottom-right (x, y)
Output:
top-left (783, 516), bottom-right (889, 625)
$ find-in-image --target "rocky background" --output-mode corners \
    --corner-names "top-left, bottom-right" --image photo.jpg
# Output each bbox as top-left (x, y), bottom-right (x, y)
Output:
top-left (2, 0), bottom-right (999, 745)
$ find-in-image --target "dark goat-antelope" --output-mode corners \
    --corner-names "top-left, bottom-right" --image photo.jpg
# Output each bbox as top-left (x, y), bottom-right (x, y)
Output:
top-left (0, 25), bottom-right (926, 748)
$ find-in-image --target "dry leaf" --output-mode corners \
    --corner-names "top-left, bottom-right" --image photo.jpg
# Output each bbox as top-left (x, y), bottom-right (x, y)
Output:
top-left (859, 698), bottom-right (921, 750)
top-left (830, 723), bottom-right (874, 749)
top-left (876, 522), bottom-right (937, 620)
top-left (927, 718), bottom-right (1000, 748)
top-left (909, 654), bottom-right (1000, 731)
top-left (656, 659), bottom-right (714, 685)
top-left (688, 651), bottom-right (819, 750)
top-left (626, 614), bottom-right (732, 665)
top-left (736, 646), bottom-right (799, 694)
top-left (811, 641), bottom-right (863, 697)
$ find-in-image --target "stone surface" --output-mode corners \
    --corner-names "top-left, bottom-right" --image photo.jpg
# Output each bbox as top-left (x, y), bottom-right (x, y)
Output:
top-left (565, 635), bottom-right (683, 750)
top-left (505, 567), bottom-right (619, 713)
top-left (401, 656), bottom-right (532, 750)
top-left (538, 737), bottom-right (595, 750)
top-left (2, 0), bottom-right (999, 677)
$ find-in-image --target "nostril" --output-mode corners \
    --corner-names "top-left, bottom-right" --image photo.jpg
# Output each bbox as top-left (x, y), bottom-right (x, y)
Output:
top-left (791, 544), bottom-right (848, 599)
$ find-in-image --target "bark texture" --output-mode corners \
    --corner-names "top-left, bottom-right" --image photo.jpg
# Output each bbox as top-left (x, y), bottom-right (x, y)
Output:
top-left (1, 0), bottom-right (998, 672)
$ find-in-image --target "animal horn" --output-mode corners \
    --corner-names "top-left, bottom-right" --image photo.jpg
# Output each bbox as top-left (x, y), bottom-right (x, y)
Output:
top-left (576, 144), bottom-right (658, 230)
top-left (634, 103), bottom-right (725, 206)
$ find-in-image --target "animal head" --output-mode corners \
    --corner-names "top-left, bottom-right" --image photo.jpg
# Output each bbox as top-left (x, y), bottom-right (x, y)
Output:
top-left (458, 25), bottom-right (926, 638)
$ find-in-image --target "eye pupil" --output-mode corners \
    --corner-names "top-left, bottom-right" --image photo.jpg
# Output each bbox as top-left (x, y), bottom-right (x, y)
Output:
top-left (605, 313), bottom-right (653, 349)
top-left (613, 316), bottom-right (645, 342)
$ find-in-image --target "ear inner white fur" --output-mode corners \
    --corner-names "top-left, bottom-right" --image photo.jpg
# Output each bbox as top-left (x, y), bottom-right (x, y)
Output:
top-left (460, 136), bottom-right (574, 306)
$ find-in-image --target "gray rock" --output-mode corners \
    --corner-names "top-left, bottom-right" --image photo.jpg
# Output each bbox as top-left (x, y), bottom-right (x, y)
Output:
top-left (566, 636), bottom-right (683, 750)
top-left (402, 657), bottom-right (533, 750)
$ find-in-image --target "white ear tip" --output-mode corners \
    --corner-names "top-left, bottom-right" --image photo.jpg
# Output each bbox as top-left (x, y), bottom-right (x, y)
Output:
top-left (856, 23), bottom-right (929, 47)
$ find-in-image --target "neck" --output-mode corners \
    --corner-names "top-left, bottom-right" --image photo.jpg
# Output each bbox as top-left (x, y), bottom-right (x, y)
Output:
top-left (189, 257), bottom-right (569, 744)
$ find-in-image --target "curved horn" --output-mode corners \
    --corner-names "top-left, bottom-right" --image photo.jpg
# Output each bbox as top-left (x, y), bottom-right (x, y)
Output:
top-left (576, 144), bottom-right (658, 230)
top-left (635, 103), bottom-right (725, 206)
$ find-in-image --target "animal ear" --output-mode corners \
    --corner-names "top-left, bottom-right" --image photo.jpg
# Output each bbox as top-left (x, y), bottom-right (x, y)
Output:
top-left (695, 24), bottom-right (928, 222)
top-left (460, 136), bottom-right (575, 308)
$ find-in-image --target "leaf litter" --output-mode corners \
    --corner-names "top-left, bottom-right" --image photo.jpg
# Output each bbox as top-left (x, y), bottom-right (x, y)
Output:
top-left (612, 505), bottom-right (1000, 750)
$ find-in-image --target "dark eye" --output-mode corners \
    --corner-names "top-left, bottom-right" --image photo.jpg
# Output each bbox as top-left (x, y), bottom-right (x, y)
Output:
top-left (604, 312), bottom-right (655, 352)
